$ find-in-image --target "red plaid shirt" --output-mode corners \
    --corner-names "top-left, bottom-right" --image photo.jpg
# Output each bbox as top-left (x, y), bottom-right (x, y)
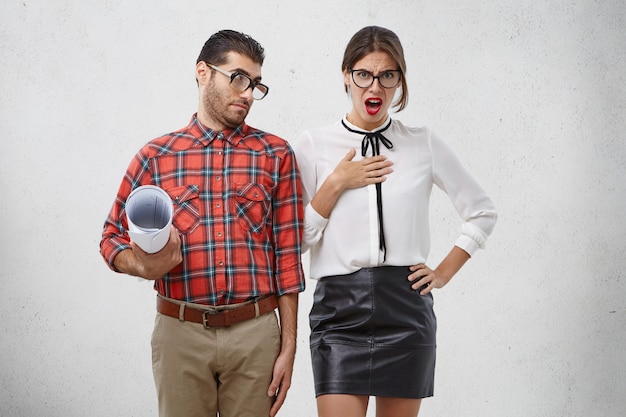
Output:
top-left (100, 115), bottom-right (305, 305)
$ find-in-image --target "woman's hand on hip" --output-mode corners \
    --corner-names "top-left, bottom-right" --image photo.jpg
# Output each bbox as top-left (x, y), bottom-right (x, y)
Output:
top-left (407, 263), bottom-right (451, 295)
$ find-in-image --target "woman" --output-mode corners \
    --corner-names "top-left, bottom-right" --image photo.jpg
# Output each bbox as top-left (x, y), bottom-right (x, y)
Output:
top-left (293, 26), bottom-right (497, 417)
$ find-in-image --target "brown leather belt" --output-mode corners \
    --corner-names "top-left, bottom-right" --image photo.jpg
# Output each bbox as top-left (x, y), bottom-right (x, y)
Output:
top-left (157, 295), bottom-right (278, 328)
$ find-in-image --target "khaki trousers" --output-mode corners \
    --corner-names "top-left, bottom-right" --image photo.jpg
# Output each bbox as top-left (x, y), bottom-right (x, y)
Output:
top-left (151, 302), bottom-right (281, 417)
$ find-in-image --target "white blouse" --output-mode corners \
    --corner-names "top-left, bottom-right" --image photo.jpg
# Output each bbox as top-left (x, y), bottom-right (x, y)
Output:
top-left (293, 116), bottom-right (497, 280)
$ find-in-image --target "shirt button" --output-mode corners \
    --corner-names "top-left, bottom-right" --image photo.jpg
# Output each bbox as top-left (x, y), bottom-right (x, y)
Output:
top-left (216, 176), bottom-right (221, 181)
top-left (218, 261), bottom-right (224, 266)
top-left (217, 232), bottom-right (222, 237)
top-left (216, 203), bottom-right (221, 208)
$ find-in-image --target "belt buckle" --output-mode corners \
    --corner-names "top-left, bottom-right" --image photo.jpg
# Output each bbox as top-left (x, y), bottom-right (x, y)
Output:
top-left (202, 308), bottom-right (231, 328)
top-left (202, 309), bottom-right (219, 329)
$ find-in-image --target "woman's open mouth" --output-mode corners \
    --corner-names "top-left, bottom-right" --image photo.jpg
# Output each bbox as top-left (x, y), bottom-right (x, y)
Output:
top-left (365, 98), bottom-right (382, 115)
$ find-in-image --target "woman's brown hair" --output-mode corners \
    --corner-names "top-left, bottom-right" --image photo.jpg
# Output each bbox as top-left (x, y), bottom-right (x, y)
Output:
top-left (342, 26), bottom-right (409, 112)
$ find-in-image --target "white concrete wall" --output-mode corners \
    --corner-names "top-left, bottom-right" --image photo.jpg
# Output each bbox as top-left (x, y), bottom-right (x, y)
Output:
top-left (1, 1), bottom-right (624, 416)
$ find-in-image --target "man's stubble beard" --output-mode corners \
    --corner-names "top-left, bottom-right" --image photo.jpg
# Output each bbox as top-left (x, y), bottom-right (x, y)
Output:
top-left (204, 81), bottom-right (249, 130)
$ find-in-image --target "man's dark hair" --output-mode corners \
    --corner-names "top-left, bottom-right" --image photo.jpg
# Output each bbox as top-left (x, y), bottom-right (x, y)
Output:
top-left (197, 30), bottom-right (265, 66)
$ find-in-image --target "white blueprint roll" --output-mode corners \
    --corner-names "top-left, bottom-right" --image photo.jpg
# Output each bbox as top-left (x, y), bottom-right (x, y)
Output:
top-left (125, 185), bottom-right (173, 254)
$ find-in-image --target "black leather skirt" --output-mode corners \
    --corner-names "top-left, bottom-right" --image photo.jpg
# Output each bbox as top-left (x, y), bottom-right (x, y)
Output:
top-left (309, 266), bottom-right (436, 399)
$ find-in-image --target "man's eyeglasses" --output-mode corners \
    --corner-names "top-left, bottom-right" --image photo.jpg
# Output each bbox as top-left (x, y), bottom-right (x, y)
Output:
top-left (350, 69), bottom-right (402, 89)
top-left (206, 63), bottom-right (269, 100)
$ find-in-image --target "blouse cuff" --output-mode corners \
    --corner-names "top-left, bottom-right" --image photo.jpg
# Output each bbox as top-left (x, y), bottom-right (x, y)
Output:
top-left (305, 204), bottom-right (329, 230)
top-left (455, 223), bottom-right (489, 257)
top-left (455, 235), bottom-right (479, 257)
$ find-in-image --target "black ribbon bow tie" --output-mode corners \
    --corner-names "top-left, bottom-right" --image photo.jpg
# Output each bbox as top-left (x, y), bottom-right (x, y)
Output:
top-left (341, 119), bottom-right (393, 262)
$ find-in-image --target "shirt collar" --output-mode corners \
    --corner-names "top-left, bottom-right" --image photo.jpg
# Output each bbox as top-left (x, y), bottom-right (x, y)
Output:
top-left (341, 115), bottom-right (392, 133)
top-left (188, 113), bottom-right (249, 146)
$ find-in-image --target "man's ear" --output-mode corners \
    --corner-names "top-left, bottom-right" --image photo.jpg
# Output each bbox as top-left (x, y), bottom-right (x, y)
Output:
top-left (196, 61), bottom-right (209, 84)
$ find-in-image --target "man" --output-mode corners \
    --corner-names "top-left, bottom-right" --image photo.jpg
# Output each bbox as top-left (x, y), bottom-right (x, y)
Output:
top-left (100, 30), bottom-right (305, 417)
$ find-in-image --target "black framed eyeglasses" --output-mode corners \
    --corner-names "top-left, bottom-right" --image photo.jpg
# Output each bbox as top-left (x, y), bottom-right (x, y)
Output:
top-left (207, 63), bottom-right (269, 100)
top-left (350, 69), bottom-right (402, 89)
